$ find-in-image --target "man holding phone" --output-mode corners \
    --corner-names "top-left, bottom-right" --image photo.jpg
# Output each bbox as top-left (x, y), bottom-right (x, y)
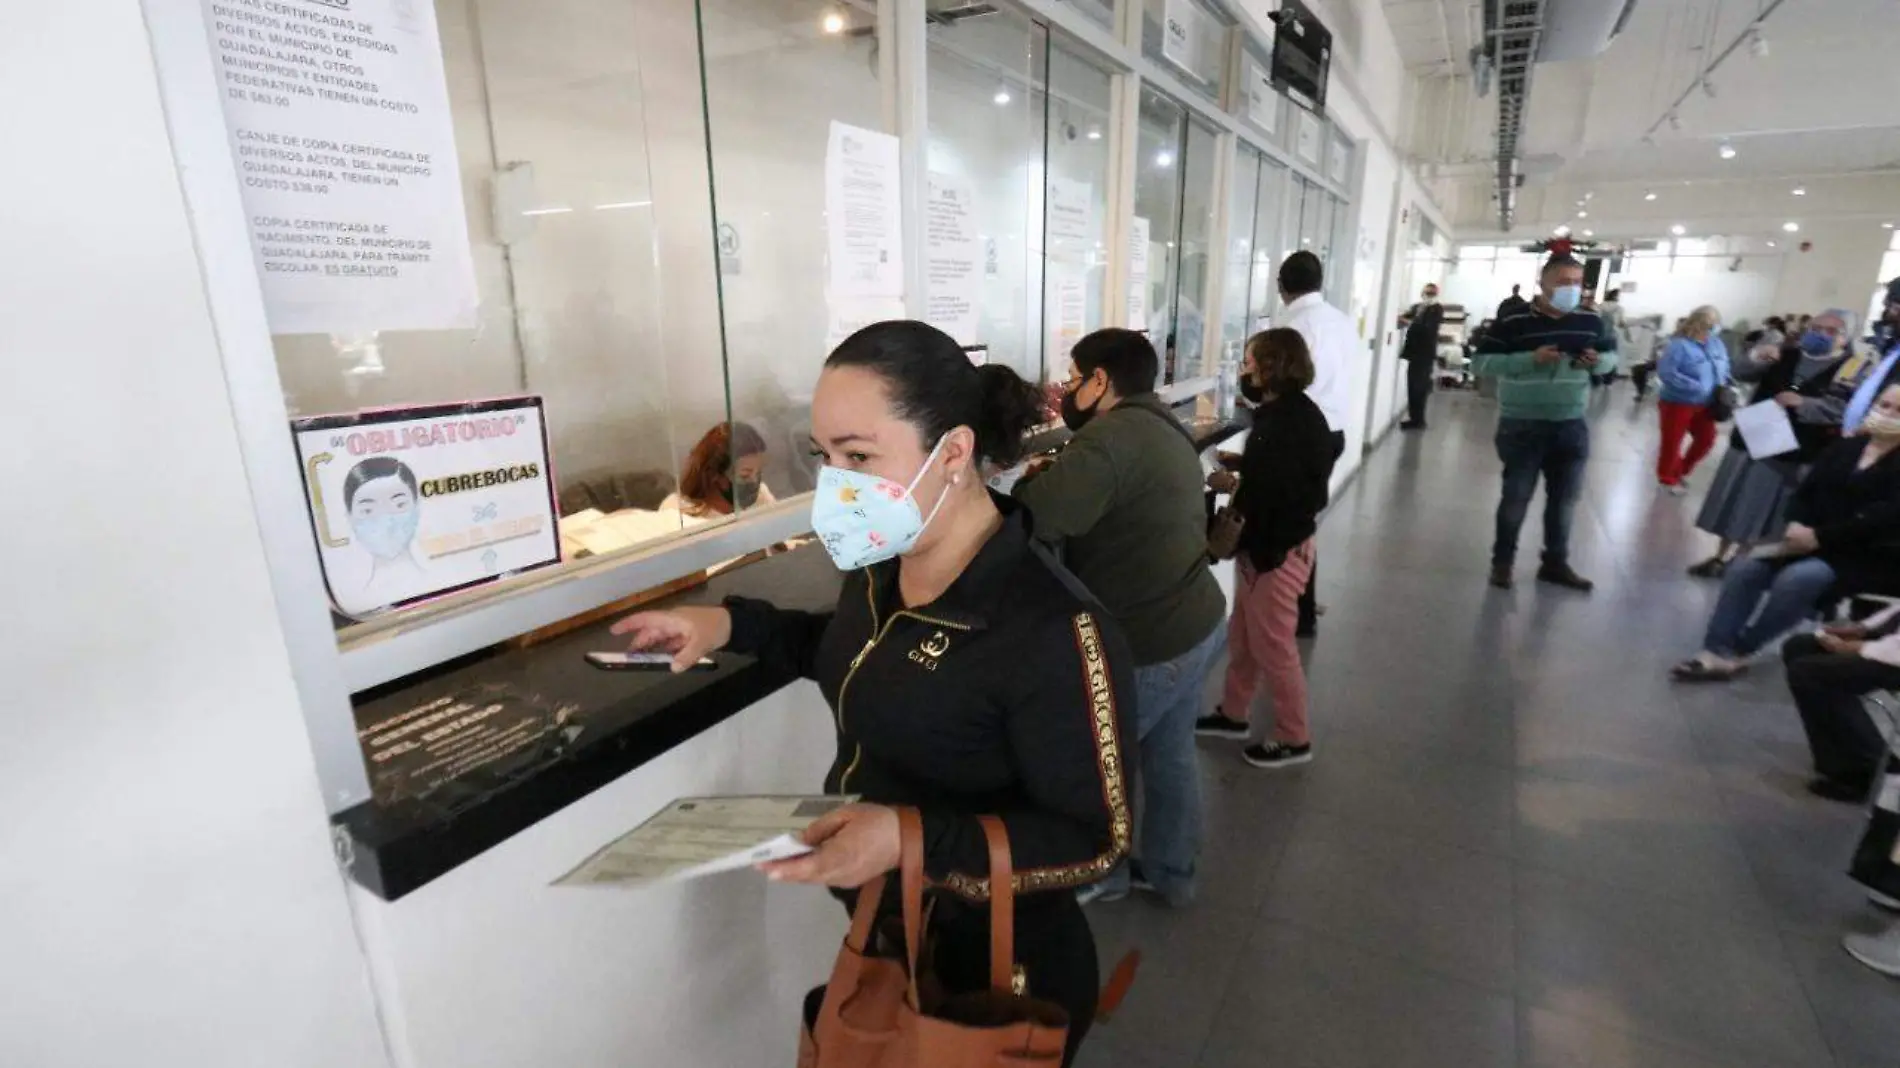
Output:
top-left (1472, 254), bottom-right (1618, 591)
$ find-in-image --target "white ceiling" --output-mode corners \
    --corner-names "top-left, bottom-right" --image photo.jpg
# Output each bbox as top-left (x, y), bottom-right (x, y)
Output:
top-left (1395, 0), bottom-right (1900, 227)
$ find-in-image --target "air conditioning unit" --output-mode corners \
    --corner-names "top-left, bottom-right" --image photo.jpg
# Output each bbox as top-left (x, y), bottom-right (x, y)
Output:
top-left (1536, 0), bottom-right (1639, 63)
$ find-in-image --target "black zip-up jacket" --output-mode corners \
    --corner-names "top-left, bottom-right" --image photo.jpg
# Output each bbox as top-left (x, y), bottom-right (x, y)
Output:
top-left (1787, 437), bottom-right (1900, 597)
top-left (722, 495), bottom-right (1135, 901)
top-left (1234, 390), bottom-right (1336, 573)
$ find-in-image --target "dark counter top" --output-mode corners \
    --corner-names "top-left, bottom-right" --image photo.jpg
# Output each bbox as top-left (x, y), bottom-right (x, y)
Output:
top-left (333, 543), bottom-right (842, 901)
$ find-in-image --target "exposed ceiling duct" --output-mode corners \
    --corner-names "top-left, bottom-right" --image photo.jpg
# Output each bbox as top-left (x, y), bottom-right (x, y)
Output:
top-left (1484, 0), bottom-right (1639, 230)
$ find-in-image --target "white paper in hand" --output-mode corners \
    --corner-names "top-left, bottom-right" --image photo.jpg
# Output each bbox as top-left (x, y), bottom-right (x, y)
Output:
top-left (554, 795), bottom-right (850, 889)
top-left (1734, 400), bottom-right (1800, 460)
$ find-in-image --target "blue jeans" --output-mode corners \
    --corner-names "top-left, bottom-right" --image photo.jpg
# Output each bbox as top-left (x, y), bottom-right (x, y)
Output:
top-left (1493, 417), bottom-right (1590, 568)
top-left (1099, 624), bottom-right (1224, 905)
top-left (1703, 554), bottom-right (1837, 657)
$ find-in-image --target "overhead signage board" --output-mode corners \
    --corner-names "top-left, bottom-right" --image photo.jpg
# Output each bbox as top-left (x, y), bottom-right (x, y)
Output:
top-left (292, 397), bottom-right (561, 618)
top-left (1270, 0), bottom-right (1332, 112)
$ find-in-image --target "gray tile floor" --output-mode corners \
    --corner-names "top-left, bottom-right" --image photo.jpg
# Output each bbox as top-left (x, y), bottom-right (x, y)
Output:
top-left (1079, 386), bottom-right (1900, 1068)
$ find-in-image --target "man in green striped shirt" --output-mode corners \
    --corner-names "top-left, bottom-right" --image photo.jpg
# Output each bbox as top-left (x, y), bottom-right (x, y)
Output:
top-left (1472, 255), bottom-right (1618, 592)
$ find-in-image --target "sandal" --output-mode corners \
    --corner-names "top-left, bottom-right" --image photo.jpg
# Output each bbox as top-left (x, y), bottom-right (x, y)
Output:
top-left (1686, 557), bottom-right (1728, 579)
top-left (1671, 657), bottom-right (1746, 682)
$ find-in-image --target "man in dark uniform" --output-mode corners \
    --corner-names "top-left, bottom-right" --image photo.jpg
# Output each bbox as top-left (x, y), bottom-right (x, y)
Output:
top-left (1497, 283), bottom-right (1531, 320)
top-left (1398, 283), bottom-right (1444, 430)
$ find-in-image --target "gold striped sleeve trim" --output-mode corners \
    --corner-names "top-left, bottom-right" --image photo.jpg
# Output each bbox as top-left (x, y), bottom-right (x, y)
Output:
top-left (939, 611), bottom-right (1132, 900)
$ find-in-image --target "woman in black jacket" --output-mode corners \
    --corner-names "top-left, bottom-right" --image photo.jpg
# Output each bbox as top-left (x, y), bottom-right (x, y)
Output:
top-left (1197, 327), bottom-right (1337, 768)
top-left (1674, 383), bottom-right (1900, 681)
top-left (612, 321), bottom-right (1135, 1066)
top-left (1689, 309), bottom-right (1855, 576)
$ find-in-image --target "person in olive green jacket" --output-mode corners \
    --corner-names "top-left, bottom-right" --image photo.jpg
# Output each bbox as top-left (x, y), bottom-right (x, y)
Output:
top-left (1013, 328), bottom-right (1226, 907)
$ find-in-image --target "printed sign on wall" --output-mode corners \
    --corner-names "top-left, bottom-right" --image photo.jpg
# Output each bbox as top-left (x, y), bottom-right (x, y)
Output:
top-left (201, 0), bottom-right (479, 334)
top-left (293, 398), bottom-right (561, 618)
top-left (1246, 59), bottom-right (1278, 134)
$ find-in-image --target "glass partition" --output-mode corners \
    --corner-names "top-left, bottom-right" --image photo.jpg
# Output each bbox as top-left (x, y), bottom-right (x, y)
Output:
top-left (1221, 147), bottom-right (1261, 357)
top-left (1175, 117), bottom-right (1220, 380)
top-left (1133, 87), bottom-right (1186, 367)
top-left (699, 0), bottom-right (885, 500)
top-left (1249, 156), bottom-right (1289, 332)
top-left (1043, 37), bottom-right (1116, 383)
top-left (927, 6), bottom-right (1050, 380)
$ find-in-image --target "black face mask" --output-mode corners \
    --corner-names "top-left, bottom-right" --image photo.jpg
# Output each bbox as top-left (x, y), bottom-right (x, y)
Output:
top-left (723, 478), bottom-right (763, 509)
top-left (1239, 376), bottom-right (1266, 404)
top-left (1060, 379), bottom-right (1100, 431)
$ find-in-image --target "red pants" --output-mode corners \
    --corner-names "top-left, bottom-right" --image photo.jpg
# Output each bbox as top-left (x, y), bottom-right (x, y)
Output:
top-left (1220, 540), bottom-right (1314, 745)
top-left (1657, 400), bottom-right (1719, 486)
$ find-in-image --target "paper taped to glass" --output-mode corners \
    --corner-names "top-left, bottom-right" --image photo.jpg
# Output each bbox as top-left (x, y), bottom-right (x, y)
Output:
top-left (554, 795), bottom-right (852, 888)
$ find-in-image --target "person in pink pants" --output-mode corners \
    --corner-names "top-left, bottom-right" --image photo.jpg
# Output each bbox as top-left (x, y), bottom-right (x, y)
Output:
top-left (1195, 327), bottom-right (1339, 768)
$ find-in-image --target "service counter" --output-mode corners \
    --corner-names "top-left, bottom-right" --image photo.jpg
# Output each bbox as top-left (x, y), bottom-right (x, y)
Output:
top-left (332, 404), bottom-right (1248, 902)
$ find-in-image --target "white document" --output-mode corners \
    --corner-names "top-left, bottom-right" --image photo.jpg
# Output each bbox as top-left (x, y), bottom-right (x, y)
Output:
top-left (825, 295), bottom-right (909, 351)
top-left (1050, 271), bottom-right (1087, 361)
top-left (1046, 177), bottom-right (1094, 251)
top-left (555, 796), bottom-right (853, 888)
top-left (925, 172), bottom-right (982, 344)
top-left (1126, 216), bottom-right (1151, 329)
top-left (1735, 399), bottom-right (1800, 460)
top-left (1160, 0), bottom-right (1204, 73)
top-left (201, 0), bottom-right (478, 334)
top-left (826, 122), bottom-right (905, 299)
top-left (1245, 59), bottom-right (1278, 134)
top-left (1297, 110), bottom-right (1323, 163)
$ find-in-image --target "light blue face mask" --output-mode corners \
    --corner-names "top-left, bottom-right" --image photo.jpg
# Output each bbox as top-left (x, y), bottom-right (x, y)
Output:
top-left (1550, 285), bottom-right (1583, 313)
top-left (351, 509), bottom-right (420, 561)
top-left (810, 437), bottom-right (952, 571)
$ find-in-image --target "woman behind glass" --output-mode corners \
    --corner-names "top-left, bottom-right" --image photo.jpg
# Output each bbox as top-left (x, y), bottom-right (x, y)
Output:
top-left (1690, 308), bottom-right (1857, 577)
top-left (1654, 305), bottom-right (1730, 495)
top-left (1198, 327), bottom-right (1338, 769)
top-left (1673, 384), bottom-right (1900, 682)
top-left (663, 420), bottom-right (777, 521)
top-left (613, 321), bottom-right (1135, 1066)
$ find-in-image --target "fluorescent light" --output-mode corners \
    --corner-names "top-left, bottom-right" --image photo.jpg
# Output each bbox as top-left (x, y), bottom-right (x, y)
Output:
top-left (821, 11), bottom-right (845, 33)
top-left (1671, 224), bottom-right (1687, 236)
top-left (1577, 211), bottom-right (1589, 219)
top-left (1783, 221), bottom-right (1800, 232)
top-left (1086, 128), bottom-right (1102, 140)
top-left (993, 89), bottom-right (1011, 105)
top-left (1767, 241), bottom-right (1778, 248)
top-left (522, 206), bottom-right (572, 216)
top-left (1718, 142), bottom-right (1737, 160)
top-left (593, 200), bottom-right (652, 211)
top-left (1791, 187), bottom-right (1806, 196)
top-left (1582, 229), bottom-right (1595, 237)
top-left (1155, 151), bottom-right (1174, 167)
top-left (1644, 191), bottom-right (1658, 201)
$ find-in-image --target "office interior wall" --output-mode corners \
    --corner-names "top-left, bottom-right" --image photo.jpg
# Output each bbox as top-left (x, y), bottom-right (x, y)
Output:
top-left (0, 3), bottom-right (395, 1066)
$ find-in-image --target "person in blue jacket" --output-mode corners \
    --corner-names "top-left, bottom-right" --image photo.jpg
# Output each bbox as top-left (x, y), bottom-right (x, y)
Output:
top-left (1655, 305), bottom-right (1731, 495)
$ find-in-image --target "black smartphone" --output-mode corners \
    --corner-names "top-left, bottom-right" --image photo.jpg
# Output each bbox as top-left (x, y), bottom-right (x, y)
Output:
top-left (585, 651), bottom-right (716, 671)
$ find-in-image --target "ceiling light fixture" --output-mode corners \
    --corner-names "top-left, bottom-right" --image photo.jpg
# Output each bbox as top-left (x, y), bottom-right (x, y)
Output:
top-left (1767, 240), bottom-right (1778, 248)
top-left (1554, 225), bottom-right (1571, 237)
top-left (1577, 211), bottom-right (1589, 219)
top-left (1718, 142), bottom-right (1737, 160)
top-left (1155, 150), bottom-right (1174, 167)
top-left (1783, 221), bottom-right (1800, 232)
top-left (993, 89), bottom-right (1011, 105)
top-left (1086, 128), bottom-right (1102, 140)
top-left (1885, 222), bottom-right (1896, 230)
top-left (1792, 186), bottom-right (1806, 196)
top-left (821, 10), bottom-right (846, 33)
top-left (1645, 191), bottom-right (1658, 201)
top-left (1583, 229), bottom-right (1595, 237)
top-left (1671, 224), bottom-right (1687, 236)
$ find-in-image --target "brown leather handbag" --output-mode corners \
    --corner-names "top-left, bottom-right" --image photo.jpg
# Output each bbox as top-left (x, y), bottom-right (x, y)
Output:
top-left (797, 808), bottom-right (1069, 1067)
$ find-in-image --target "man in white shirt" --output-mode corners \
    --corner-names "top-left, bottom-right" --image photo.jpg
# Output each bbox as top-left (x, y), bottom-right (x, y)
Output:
top-left (1277, 251), bottom-right (1354, 636)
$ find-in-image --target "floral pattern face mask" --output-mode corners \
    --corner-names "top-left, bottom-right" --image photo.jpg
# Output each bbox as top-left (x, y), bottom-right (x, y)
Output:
top-left (810, 436), bottom-right (951, 571)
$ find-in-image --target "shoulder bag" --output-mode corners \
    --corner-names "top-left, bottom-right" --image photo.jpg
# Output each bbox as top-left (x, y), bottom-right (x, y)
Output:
top-left (799, 808), bottom-right (1109, 1068)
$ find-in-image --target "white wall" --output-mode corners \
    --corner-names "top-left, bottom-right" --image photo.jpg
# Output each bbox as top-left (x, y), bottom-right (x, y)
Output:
top-left (0, 3), bottom-right (394, 1065)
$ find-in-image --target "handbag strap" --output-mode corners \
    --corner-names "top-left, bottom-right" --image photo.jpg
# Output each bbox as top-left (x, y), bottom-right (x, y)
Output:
top-left (897, 806), bottom-right (927, 1003)
top-left (978, 815), bottom-right (1015, 992)
top-left (844, 872), bottom-right (887, 955)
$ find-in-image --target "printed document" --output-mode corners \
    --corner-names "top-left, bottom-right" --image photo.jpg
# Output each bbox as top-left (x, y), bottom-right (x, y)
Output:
top-left (554, 795), bottom-right (851, 888)
top-left (1734, 399), bottom-right (1799, 460)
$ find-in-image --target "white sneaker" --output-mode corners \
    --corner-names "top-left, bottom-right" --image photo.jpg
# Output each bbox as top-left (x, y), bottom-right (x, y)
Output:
top-left (1871, 890), bottom-right (1900, 913)
top-left (1842, 924), bottom-right (1900, 978)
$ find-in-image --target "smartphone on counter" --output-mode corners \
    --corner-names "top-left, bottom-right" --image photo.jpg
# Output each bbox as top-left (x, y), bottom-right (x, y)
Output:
top-left (585, 651), bottom-right (718, 671)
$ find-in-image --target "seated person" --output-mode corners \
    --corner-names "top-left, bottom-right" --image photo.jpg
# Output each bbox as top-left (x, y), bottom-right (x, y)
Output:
top-left (1780, 608), bottom-right (1900, 802)
top-left (1673, 385), bottom-right (1900, 682)
top-left (662, 421), bottom-right (776, 522)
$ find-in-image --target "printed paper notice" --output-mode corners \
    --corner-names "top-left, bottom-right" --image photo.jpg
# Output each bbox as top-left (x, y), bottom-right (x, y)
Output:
top-left (926, 172), bottom-right (982, 344)
top-left (1047, 177), bottom-right (1095, 252)
top-left (1161, 0), bottom-right (1204, 74)
top-left (555, 796), bottom-right (852, 888)
top-left (826, 295), bottom-right (908, 351)
top-left (1246, 59), bottom-right (1278, 134)
top-left (292, 398), bottom-right (561, 617)
top-left (1735, 399), bottom-right (1800, 460)
top-left (1050, 272), bottom-right (1087, 361)
top-left (201, 0), bottom-right (477, 334)
top-left (826, 121), bottom-right (904, 299)
top-left (1296, 110), bottom-right (1323, 164)
top-left (1127, 216), bottom-right (1151, 329)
